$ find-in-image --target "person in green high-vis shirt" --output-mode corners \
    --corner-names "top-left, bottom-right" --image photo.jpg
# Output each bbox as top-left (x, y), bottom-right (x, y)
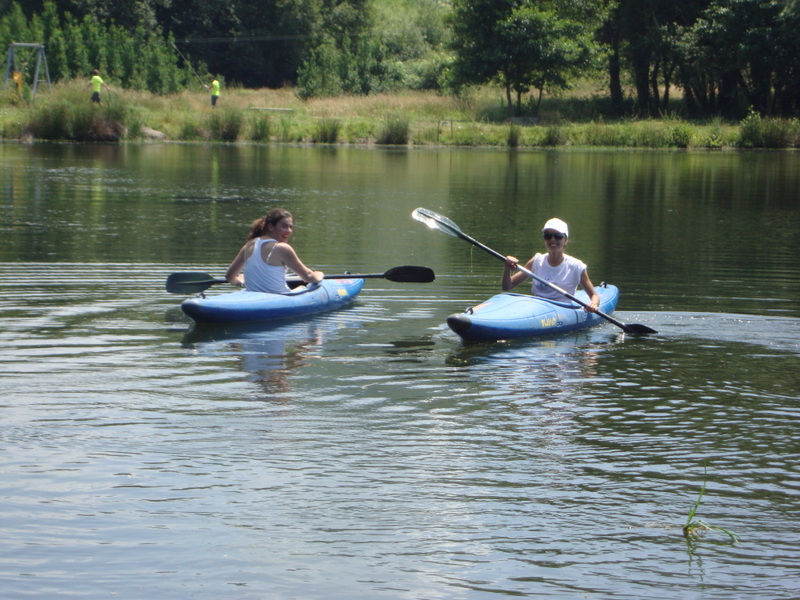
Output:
top-left (205, 77), bottom-right (220, 108)
top-left (88, 69), bottom-right (110, 105)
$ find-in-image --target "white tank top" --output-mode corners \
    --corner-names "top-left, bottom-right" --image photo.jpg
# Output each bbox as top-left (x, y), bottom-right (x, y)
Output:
top-left (530, 253), bottom-right (586, 300)
top-left (243, 238), bottom-right (290, 293)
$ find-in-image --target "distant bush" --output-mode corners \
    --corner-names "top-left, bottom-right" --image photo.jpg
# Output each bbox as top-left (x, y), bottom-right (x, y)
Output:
top-left (312, 118), bottom-right (341, 143)
top-left (26, 86), bottom-right (127, 141)
top-left (178, 116), bottom-right (204, 141)
top-left (249, 113), bottom-right (272, 142)
top-left (208, 108), bottom-right (243, 142)
top-left (738, 111), bottom-right (799, 148)
top-left (542, 124), bottom-right (568, 146)
top-left (377, 115), bottom-right (410, 145)
top-left (27, 98), bottom-right (73, 139)
top-left (668, 123), bottom-right (694, 148)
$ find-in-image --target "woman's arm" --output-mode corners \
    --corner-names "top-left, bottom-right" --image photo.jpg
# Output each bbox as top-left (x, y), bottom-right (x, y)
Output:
top-left (225, 244), bottom-right (248, 286)
top-left (275, 244), bottom-right (323, 283)
top-left (502, 256), bottom-right (533, 291)
top-left (580, 269), bottom-right (600, 313)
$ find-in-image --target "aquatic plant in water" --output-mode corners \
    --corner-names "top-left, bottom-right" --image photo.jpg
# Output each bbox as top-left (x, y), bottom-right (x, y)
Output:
top-left (683, 474), bottom-right (740, 544)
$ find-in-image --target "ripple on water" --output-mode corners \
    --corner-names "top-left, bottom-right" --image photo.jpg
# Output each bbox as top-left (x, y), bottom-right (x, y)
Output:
top-left (2, 263), bottom-right (800, 599)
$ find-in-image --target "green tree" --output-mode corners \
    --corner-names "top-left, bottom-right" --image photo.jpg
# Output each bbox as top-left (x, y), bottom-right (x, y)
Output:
top-left (58, 0), bottom-right (166, 30)
top-left (297, 35), bottom-right (343, 98)
top-left (372, 0), bottom-right (451, 89)
top-left (1, 1), bottom-right (189, 93)
top-left (773, 0), bottom-right (800, 114)
top-left (159, 0), bottom-right (378, 90)
top-left (0, 2), bottom-right (29, 46)
top-left (450, 0), bottom-right (603, 116)
top-left (676, 0), bottom-right (785, 117)
top-left (608, 0), bottom-right (711, 117)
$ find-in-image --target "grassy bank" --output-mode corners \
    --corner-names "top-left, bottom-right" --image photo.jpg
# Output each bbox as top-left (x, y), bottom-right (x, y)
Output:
top-left (2, 81), bottom-right (799, 149)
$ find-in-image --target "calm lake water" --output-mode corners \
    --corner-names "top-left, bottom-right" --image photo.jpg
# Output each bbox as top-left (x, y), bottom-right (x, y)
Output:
top-left (1, 142), bottom-right (799, 599)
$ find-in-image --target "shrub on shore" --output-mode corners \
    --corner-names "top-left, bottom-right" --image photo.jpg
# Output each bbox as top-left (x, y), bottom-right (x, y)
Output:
top-left (376, 115), bottom-right (410, 145)
top-left (739, 111), bottom-right (800, 148)
top-left (208, 108), bottom-right (244, 142)
top-left (2, 83), bottom-right (798, 149)
top-left (312, 118), bottom-right (341, 143)
top-left (249, 113), bottom-right (272, 142)
top-left (25, 85), bottom-right (128, 141)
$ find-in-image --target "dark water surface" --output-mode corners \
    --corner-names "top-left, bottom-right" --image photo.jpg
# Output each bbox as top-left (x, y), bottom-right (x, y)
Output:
top-left (1, 143), bottom-right (799, 599)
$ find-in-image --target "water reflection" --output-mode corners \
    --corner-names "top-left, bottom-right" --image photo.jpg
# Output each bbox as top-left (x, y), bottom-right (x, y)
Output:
top-left (182, 317), bottom-right (349, 402)
top-left (235, 334), bottom-right (322, 401)
top-left (446, 328), bottom-right (618, 382)
top-left (3, 144), bottom-right (800, 599)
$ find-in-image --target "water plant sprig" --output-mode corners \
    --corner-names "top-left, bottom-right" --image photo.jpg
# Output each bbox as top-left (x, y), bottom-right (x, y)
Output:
top-left (683, 473), bottom-right (740, 544)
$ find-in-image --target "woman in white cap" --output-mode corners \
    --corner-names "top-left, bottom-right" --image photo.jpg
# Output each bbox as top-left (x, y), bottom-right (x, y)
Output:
top-left (502, 217), bottom-right (600, 312)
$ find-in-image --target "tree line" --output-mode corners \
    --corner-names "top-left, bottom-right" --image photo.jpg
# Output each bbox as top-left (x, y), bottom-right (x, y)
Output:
top-left (3, 0), bottom-right (799, 118)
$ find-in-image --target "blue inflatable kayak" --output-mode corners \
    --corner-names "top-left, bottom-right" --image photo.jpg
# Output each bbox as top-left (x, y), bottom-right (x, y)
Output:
top-left (181, 278), bottom-right (365, 324)
top-left (446, 283), bottom-right (620, 342)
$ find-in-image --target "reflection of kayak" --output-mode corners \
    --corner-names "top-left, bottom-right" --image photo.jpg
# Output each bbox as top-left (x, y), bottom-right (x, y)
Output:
top-left (446, 284), bottom-right (620, 342)
top-left (181, 278), bottom-right (365, 324)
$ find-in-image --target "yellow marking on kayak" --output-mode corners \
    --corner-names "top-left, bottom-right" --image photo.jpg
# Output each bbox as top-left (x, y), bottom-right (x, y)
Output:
top-left (540, 316), bottom-right (558, 328)
top-left (472, 303), bottom-right (488, 311)
top-left (337, 288), bottom-right (349, 296)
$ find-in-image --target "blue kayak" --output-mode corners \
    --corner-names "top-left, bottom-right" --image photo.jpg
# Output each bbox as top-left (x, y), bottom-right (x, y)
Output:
top-left (446, 283), bottom-right (620, 342)
top-left (181, 278), bottom-right (365, 324)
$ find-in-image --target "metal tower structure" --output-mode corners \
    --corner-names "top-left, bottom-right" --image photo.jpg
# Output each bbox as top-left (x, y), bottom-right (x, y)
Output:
top-left (3, 43), bottom-right (51, 97)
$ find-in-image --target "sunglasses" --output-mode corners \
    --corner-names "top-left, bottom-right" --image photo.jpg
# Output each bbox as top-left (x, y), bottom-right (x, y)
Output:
top-left (543, 232), bottom-right (565, 241)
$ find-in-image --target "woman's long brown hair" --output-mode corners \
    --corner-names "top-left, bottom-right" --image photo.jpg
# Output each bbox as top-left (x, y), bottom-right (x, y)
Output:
top-left (246, 208), bottom-right (292, 241)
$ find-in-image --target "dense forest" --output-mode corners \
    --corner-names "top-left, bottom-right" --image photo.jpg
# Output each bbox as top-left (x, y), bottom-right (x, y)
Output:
top-left (2, 0), bottom-right (799, 118)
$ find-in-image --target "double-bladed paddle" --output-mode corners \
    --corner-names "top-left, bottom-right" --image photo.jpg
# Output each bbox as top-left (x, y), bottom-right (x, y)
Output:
top-left (411, 207), bottom-right (656, 335)
top-left (165, 265), bottom-right (435, 295)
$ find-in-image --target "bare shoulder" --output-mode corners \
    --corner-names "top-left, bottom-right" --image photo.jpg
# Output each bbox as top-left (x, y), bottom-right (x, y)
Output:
top-left (273, 241), bottom-right (295, 255)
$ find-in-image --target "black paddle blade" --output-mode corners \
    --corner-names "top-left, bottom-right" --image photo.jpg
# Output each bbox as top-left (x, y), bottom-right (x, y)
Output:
top-left (165, 272), bottom-right (227, 294)
top-left (622, 323), bottom-right (658, 335)
top-left (383, 265), bottom-right (435, 283)
top-left (411, 208), bottom-right (463, 238)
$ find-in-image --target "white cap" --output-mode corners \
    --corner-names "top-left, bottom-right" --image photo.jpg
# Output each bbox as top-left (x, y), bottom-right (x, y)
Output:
top-left (542, 218), bottom-right (569, 237)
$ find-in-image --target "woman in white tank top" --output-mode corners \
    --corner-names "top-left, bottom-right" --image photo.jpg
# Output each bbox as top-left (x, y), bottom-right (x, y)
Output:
top-left (500, 217), bottom-right (600, 313)
top-left (225, 208), bottom-right (324, 293)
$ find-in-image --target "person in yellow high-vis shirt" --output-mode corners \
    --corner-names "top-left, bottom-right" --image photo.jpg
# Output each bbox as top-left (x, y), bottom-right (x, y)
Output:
top-left (205, 77), bottom-right (220, 108)
top-left (88, 69), bottom-right (110, 105)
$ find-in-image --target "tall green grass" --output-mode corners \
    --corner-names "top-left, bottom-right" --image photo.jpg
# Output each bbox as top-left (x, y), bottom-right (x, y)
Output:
top-left (249, 113), bottom-right (272, 142)
top-left (739, 111), bottom-right (800, 148)
top-left (208, 108), bottom-right (243, 142)
top-left (312, 118), bottom-right (342, 143)
top-left (505, 124), bottom-right (520, 147)
top-left (4, 84), bottom-right (799, 149)
top-left (376, 115), bottom-right (410, 145)
top-left (26, 87), bottom-right (128, 141)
